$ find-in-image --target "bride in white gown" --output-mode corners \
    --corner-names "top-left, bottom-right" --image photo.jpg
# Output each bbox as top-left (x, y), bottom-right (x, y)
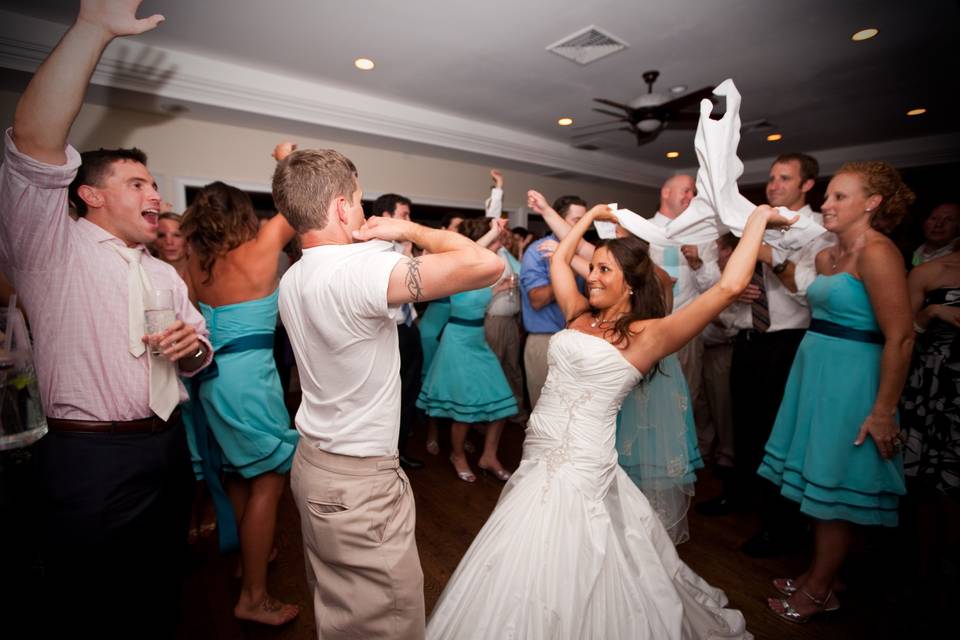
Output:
top-left (427, 203), bottom-right (796, 639)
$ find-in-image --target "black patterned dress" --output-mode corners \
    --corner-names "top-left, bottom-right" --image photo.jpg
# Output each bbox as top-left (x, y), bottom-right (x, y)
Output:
top-left (901, 287), bottom-right (960, 498)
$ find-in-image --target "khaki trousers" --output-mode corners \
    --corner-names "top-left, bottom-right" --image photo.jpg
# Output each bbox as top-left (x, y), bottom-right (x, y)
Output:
top-left (291, 442), bottom-right (425, 639)
top-left (484, 315), bottom-right (525, 415)
top-left (523, 333), bottom-right (552, 412)
top-left (702, 342), bottom-right (735, 468)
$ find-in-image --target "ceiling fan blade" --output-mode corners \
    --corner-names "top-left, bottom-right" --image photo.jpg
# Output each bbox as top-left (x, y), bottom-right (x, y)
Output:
top-left (659, 86), bottom-right (715, 112)
top-left (593, 107), bottom-right (631, 119)
top-left (593, 97), bottom-right (633, 111)
top-left (571, 125), bottom-right (632, 139)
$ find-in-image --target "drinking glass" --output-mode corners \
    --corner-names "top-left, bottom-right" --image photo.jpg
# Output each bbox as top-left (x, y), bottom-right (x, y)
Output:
top-left (144, 289), bottom-right (176, 355)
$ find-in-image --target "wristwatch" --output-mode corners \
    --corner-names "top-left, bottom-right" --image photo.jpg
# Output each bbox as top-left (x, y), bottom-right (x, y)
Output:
top-left (772, 259), bottom-right (791, 275)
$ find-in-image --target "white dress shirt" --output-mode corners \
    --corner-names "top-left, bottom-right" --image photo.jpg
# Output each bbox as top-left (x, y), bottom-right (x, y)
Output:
top-left (647, 213), bottom-right (720, 311)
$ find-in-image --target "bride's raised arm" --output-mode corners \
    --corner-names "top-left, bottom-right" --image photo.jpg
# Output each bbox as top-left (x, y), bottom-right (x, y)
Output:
top-left (627, 205), bottom-right (796, 373)
top-left (550, 204), bottom-right (611, 322)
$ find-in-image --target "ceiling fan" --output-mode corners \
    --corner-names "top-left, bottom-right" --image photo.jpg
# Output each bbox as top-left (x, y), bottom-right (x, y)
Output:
top-left (572, 70), bottom-right (716, 146)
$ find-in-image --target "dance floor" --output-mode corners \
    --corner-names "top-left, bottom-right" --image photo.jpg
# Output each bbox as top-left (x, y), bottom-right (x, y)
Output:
top-left (177, 418), bottom-right (917, 640)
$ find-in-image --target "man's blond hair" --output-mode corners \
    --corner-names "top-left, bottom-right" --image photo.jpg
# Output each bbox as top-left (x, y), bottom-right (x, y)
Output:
top-left (272, 149), bottom-right (358, 233)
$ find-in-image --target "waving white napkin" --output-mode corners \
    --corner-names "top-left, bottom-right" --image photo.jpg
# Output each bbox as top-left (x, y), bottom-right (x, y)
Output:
top-left (615, 79), bottom-right (826, 249)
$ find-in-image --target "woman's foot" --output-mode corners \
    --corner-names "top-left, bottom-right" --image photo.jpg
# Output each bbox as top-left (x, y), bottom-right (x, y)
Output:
top-left (234, 595), bottom-right (300, 626)
top-left (477, 458), bottom-right (511, 482)
top-left (773, 577), bottom-right (845, 608)
top-left (449, 454), bottom-right (476, 483)
top-left (768, 588), bottom-right (838, 623)
top-left (426, 439), bottom-right (440, 456)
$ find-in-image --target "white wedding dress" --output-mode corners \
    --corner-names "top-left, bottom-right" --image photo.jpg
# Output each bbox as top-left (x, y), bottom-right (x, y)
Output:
top-left (427, 330), bottom-right (751, 639)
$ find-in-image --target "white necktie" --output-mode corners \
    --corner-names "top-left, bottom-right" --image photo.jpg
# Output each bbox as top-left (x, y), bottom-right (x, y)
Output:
top-left (113, 245), bottom-right (180, 420)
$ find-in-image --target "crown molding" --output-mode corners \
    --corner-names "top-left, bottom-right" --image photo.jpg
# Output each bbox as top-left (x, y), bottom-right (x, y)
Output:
top-left (0, 9), bottom-right (668, 188)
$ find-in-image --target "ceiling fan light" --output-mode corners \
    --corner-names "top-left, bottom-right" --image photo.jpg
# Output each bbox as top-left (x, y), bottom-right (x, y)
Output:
top-left (637, 118), bottom-right (662, 133)
top-left (630, 93), bottom-right (667, 109)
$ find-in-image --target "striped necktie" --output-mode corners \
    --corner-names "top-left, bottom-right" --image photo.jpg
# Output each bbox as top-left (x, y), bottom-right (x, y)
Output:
top-left (750, 262), bottom-right (770, 332)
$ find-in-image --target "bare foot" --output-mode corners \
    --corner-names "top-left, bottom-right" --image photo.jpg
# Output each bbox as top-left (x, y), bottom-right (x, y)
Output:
top-left (234, 596), bottom-right (300, 626)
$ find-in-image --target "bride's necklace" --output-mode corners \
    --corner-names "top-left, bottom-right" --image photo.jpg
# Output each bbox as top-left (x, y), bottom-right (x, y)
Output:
top-left (590, 314), bottom-right (618, 328)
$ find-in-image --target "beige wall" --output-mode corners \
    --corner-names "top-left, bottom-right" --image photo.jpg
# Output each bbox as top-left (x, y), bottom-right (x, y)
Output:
top-left (0, 90), bottom-right (659, 217)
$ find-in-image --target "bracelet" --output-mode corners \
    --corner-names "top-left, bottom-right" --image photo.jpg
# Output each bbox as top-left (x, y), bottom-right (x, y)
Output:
top-left (912, 321), bottom-right (926, 334)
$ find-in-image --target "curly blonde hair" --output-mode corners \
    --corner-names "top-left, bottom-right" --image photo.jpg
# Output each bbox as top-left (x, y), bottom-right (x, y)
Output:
top-left (837, 161), bottom-right (916, 232)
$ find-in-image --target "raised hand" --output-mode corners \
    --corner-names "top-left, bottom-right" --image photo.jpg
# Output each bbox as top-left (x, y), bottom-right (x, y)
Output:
top-left (490, 169), bottom-right (504, 189)
top-left (586, 204), bottom-right (615, 222)
top-left (77, 0), bottom-right (165, 38)
top-left (272, 142), bottom-right (298, 162)
top-left (527, 190), bottom-right (548, 215)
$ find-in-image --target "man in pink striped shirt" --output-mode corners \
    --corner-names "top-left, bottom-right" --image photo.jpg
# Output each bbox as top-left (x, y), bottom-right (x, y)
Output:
top-left (0, 2), bottom-right (211, 637)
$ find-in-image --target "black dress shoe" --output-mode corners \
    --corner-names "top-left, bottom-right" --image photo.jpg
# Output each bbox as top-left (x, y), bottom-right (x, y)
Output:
top-left (399, 453), bottom-right (424, 470)
top-left (740, 529), bottom-right (785, 558)
top-left (694, 495), bottom-right (743, 517)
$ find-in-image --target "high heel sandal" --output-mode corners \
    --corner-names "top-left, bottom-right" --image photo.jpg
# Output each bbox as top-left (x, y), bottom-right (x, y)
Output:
top-left (772, 578), bottom-right (840, 611)
top-left (768, 588), bottom-right (835, 624)
top-left (449, 455), bottom-right (476, 483)
top-left (425, 440), bottom-right (440, 456)
top-left (478, 464), bottom-right (512, 482)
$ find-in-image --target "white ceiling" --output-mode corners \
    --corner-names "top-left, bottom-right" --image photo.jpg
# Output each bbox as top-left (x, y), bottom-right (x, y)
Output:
top-left (0, 0), bottom-right (956, 187)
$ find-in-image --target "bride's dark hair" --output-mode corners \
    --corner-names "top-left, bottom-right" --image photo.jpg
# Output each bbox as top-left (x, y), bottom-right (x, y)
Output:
top-left (592, 237), bottom-right (667, 348)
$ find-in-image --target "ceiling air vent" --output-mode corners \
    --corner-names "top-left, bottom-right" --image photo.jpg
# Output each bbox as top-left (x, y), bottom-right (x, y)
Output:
top-left (546, 26), bottom-right (628, 65)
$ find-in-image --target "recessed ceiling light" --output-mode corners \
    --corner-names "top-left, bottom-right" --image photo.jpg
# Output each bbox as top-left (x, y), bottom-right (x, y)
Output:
top-left (906, 107), bottom-right (927, 117)
top-left (851, 28), bottom-right (879, 42)
top-left (669, 85), bottom-right (687, 94)
top-left (354, 57), bottom-right (375, 70)
top-left (665, 151), bottom-right (680, 159)
top-left (766, 133), bottom-right (783, 142)
top-left (557, 117), bottom-right (574, 126)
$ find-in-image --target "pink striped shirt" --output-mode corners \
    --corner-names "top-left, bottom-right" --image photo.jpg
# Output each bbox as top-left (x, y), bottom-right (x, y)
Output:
top-left (0, 129), bottom-right (212, 421)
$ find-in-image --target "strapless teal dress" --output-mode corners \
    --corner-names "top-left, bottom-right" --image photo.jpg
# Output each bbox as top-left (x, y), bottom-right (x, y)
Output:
top-left (191, 289), bottom-right (298, 478)
top-left (417, 287), bottom-right (518, 422)
top-left (419, 298), bottom-right (451, 383)
top-left (758, 273), bottom-right (905, 526)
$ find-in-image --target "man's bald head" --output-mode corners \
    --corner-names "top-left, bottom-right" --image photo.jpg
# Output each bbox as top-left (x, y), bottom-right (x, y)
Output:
top-left (659, 174), bottom-right (696, 219)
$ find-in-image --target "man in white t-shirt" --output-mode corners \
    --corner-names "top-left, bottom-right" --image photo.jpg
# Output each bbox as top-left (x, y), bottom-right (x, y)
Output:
top-left (273, 149), bottom-right (502, 639)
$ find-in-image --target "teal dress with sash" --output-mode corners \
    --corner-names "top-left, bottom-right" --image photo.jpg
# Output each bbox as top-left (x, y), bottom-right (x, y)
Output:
top-left (758, 273), bottom-right (906, 526)
top-left (181, 289), bottom-right (299, 551)
top-left (417, 287), bottom-right (518, 422)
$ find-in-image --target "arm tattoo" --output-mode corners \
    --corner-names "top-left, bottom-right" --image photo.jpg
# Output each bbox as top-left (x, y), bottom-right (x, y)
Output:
top-left (405, 256), bottom-right (424, 302)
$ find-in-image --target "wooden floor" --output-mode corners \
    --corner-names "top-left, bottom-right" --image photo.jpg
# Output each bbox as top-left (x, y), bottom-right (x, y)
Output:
top-left (176, 418), bottom-right (933, 640)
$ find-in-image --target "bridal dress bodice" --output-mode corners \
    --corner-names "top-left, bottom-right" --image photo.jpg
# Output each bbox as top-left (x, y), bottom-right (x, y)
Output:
top-left (523, 329), bottom-right (642, 502)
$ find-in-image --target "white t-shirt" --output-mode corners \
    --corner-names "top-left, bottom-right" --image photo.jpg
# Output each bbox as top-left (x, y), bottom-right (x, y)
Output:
top-left (279, 240), bottom-right (403, 456)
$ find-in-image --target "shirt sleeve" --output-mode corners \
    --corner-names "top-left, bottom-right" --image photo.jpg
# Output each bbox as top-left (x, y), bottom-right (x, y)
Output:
top-left (692, 240), bottom-right (721, 292)
top-left (0, 128), bottom-right (81, 274)
top-left (485, 187), bottom-right (503, 218)
top-left (346, 247), bottom-right (404, 321)
top-left (783, 232), bottom-right (834, 299)
top-left (520, 241), bottom-right (551, 291)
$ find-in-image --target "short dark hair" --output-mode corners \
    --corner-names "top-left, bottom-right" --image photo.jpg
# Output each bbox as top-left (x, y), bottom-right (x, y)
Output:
top-left (510, 226), bottom-right (529, 236)
top-left (552, 195), bottom-right (587, 217)
top-left (371, 193), bottom-right (412, 217)
top-left (68, 148), bottom-right (148, 216)
top-left (772, 153), bottom-right (819, 184)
